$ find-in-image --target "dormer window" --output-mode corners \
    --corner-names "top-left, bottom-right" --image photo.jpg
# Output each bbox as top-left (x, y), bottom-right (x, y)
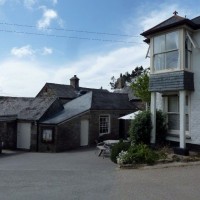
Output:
top-left (153, 31), bottom-right (179, 71)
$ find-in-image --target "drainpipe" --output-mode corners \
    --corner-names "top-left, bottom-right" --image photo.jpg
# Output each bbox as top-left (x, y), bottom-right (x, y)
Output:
top-left (36, 121), bottom-right (39, 152)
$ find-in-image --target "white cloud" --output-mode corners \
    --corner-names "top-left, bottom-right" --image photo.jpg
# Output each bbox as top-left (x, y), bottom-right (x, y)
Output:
top-left (4, 3), bottom-right (198, 97)
top-left (2, 42), bottom-right (149, 97)
top-left (11, 45), bottom-right (35, 58)
top-left (37, 7), bottom-right (58, 29)
top-left (0, 59), bottom-right (51, 97)
top-left (138, 3), bottom-right (197, 32)
top-left (42, 47), bottom-right (53, 55)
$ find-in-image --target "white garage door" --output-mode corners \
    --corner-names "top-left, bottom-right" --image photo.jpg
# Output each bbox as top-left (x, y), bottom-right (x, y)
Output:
top-left (17, 122), bottom-right (31, 149)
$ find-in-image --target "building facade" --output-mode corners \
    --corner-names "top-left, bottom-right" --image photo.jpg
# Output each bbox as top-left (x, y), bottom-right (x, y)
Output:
top-left (141, 12), bottom-right (200, 153)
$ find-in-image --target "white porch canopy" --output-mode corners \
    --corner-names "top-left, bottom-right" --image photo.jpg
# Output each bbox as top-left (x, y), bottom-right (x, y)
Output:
top-left (118, 110), bottom-right (141, 120)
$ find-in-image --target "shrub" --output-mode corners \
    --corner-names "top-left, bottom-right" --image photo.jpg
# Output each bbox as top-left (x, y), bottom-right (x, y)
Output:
top-left (110, 141), bottom-right (130, 163)
top-left (117, 151), bottom-right (130, 165)
top-left (117, 144), bottom-right (160, 165)
top-left (129, 111), bottom-right (152, 145)
top-left (128, 110), bottom-right (167, 146)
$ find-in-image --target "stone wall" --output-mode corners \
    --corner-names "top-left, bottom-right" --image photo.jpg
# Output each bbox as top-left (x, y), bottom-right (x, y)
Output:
top-left (89, 110), bottom-right (134, 143)
top-left (38, 109), bottom-right (135, 152)
top-left (57, 117), bottom-right (81, 151)
top-left (30, 123), bottom-right (38, 151)
top-left (0, 121), bottom-right (17, 150)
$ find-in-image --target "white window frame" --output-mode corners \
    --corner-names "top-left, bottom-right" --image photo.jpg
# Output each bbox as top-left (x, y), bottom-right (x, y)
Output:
top-left (163, 94), bottom-right (190, 136)
top-left (186, 31), bottom-right (198, 48)
top-left (153, 31), bottom-right (180, 72)
top-left (99, 114), bottom-right (110, 136)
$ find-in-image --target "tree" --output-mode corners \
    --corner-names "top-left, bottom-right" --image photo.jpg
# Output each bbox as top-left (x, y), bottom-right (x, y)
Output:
top-left (110, 66), bottom-right (145, 90)
top-left (131, 69), bottom-right (151, 106)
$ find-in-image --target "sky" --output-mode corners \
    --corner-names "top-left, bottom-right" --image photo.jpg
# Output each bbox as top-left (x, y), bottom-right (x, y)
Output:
top-left (0, 0), bottom-right (200, 97)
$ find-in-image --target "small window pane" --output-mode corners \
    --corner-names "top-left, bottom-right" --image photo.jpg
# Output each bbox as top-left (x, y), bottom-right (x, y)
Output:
top-left (168, 96), bottom-right (179, 112)
top-left (154, 54), bottom-right (165, 71)
top-left (166, 50), bottom-right (179, 69)
top-left (154, 35), bottom-right (165, 54)
top-left (186, 36), bottom-right (192, 51)
top-left (166, 31), bottom-right (179, 51)
top-left (168, 114), bottom-right (180, 130)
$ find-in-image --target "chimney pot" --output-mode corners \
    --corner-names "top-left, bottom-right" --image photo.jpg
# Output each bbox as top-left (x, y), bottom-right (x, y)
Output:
top-left (70, 75), bottom-right (79, 89)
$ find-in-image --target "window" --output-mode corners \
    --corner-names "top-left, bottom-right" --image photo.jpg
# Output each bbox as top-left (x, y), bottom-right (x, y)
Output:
top-left (166, 95), bottom-right (189, 133)
top-left (185, 35), bottom-right (192, 69)
top-left (42, 129), bottom-right (54, 143)
top-left (154, 31), bottom-right (179, 71)
top-left (99, 115), bottom-right (110, 135)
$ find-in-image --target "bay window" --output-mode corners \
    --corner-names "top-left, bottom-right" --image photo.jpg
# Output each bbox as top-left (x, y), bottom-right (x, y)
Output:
top-left (154, 31), bottom-right (179, 71)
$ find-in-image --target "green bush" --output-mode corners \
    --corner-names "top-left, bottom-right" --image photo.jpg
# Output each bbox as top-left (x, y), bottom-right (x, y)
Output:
top-left (117, 144), bottom-right (159, 165)
top-left (129, 111), bottom-right (152, 145)
top-left (110, 141), bottom-right (130, 163)
top-left (128, 110), bottom-right (167, 146)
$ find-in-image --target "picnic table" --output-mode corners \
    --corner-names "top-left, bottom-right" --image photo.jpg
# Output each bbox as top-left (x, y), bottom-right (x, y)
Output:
top-left (97, 140), bottom-right (129, 158)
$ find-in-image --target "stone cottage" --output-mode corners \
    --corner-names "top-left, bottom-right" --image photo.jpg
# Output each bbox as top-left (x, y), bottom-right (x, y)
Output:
top-left (0, 75), bottom-right (141, 152)
top-left (38, 91), bottom-right (138, 152)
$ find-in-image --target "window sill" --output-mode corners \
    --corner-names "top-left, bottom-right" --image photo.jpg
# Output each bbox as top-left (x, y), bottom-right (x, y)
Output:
top-left (151, 68), bottom-right (181, 74)
top-left (167, 133), bottom-right (191, 139)
top-left (99, 132), bottom-right (110, 137)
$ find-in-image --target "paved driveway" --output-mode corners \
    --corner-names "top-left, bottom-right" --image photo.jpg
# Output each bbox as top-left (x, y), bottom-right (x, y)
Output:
top-left (0, 148), bottom-right (200, 200)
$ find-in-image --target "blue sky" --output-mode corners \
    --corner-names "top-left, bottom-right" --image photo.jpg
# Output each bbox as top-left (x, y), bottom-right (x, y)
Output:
top-left (0, 0), bottom-right (199, 97)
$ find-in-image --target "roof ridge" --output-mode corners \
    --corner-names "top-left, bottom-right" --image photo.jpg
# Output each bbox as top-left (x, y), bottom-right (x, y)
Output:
top-left (144, 15), bottom-right (184, 33)
top-left (0, 96), bottom-right (34, 99)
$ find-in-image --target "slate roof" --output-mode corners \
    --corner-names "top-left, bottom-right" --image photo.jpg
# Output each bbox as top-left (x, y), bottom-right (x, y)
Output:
top-left (42, 92), bottom-right (92, 124)
top-left (36, 82), bottom-right (109, 99)
top-left (113, 86), bottom-right (140, 101)
top-left (191, 16), bottom-right (200, 25)
top-left (141, 15), bottom-right (199, 37)
top-left (0, 96), bottom-right (57, 121)
top-left (37, 83), bottom-right (77, 99)
top-left (91, 91), bottom-right (136, 110)
top-left (42, 91), bottom-right (136, 124)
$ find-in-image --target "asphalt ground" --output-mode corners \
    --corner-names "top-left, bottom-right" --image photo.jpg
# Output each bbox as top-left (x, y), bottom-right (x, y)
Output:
top-left (0, 148), bottom-right (200, 200)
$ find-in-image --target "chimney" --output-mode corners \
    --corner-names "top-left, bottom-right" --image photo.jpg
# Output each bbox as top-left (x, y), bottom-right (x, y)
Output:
top-left (116, 73), bottom-right (125, 89)
top-left (70, 75), bottom-right (79, 89)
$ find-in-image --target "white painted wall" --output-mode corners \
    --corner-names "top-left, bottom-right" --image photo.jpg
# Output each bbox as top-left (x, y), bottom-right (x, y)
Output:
top-left (188, 30), bottom-right (200, 145)
top-left (17, 122), bottom-right (31, 149)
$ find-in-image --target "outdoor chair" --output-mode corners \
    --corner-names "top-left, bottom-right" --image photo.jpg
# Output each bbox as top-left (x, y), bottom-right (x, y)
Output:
top-left (96, 141), bottom-right (111, 158)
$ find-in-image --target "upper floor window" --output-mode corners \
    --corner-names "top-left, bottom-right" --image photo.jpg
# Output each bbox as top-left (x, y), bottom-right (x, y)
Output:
top-left (185, 34), bottom-right (192, 69)
top-left (153, 31), bottom-right (179, 71)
